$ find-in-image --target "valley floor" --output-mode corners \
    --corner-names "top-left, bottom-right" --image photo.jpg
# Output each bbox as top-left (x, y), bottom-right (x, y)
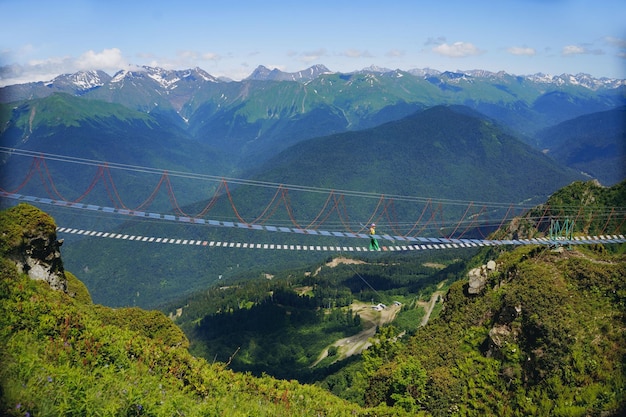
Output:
top-left (311, 301), bottom-right (398, 367)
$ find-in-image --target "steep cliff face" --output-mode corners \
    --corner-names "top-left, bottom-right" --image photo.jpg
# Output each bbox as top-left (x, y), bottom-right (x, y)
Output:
top-left (0, 203), bottom-right (67, 292)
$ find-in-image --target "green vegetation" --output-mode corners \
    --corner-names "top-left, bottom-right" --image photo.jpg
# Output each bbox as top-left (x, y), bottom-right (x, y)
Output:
top-left (363, 244), bottom-right (626, 415)
top-left (493, 179), bottom-right (626, 243)
top-left (1, 174), bottom-right (625, 416)
top-left (0, 204), bottom-right (398, 416)
top-left (5, 98), bottom-right (603, 313)
top-left (535, 106), bottom-right (626, 186)
top-left (9, 93), bottom-right (153, 131)
top-left (58, 105), bottom-right (585, 309)
top-left (166, 251), bottom-right (470, 382)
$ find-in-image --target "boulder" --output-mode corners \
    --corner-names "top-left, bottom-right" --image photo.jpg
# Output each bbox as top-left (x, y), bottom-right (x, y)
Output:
top-left (1, 204), bottom-right (68, 292)
top-left (468, 260), bottom-right (497, 294)
top-left (16, 234), bottom-right (67, 292)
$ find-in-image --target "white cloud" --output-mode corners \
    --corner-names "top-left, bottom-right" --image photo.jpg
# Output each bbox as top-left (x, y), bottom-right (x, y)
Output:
top-left (432, 42), bottom-right (482, 58)
top-left (340, 49), bottom-right (374, 59)
top-left (562, 45), bottom-right (585, 55)
top-left (0, 62), bottom-right (61, 86)
top-left (424, 37), bottom-right (447, 46)
top-left (605, 36), bottom-right (626, 49)
top-left (0, 47), bottom-right (130, 86)
top-left (0, 55), bottom-right (75, 86)
top-left (201, 52), bottom-right (220, 61)
top-left (561, 45), bottom-right (604, 56)
top-left (76, 48), bottom-right (127, 71)
top-left (507, 46), bottom-right (536, 56)
top-left (301, 48), bottom-right (327, 63)
top-left (385, 49), bottom-right (405, 58)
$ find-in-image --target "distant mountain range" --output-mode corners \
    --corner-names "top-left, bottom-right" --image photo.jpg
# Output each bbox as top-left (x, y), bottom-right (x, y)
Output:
top-left (2, 65), bottom-right (624, 172)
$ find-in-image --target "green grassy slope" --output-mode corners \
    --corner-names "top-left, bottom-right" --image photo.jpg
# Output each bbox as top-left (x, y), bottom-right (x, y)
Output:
top-left (0, 204), bottom-right (398, 417)
top-left (362, 244), bottom-right (626, 415)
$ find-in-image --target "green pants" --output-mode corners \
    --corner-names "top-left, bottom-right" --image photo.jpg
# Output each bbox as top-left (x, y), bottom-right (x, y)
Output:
top-left (369, 237), bottom-right (380, 251)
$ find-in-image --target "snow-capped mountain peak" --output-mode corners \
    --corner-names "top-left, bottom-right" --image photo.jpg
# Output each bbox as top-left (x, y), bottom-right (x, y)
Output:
top-left (46, 70), bottom-right (111, 92)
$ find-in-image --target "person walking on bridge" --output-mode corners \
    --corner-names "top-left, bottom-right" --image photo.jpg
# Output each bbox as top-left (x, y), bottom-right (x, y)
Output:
top-left (369, 223), bottom-right (380, 251)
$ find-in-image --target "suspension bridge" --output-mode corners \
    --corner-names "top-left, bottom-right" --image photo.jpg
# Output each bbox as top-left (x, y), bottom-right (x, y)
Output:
top-left (1, 148), bottom-right (625, 252)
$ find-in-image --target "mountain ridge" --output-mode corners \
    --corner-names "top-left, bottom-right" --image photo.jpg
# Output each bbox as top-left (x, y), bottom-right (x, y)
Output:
top-left (2, 65), bottom-right (624, 94)
top-left (534, 106), bottom-right (626, 186)
top-left (3, 65), bottom-right (623, 152)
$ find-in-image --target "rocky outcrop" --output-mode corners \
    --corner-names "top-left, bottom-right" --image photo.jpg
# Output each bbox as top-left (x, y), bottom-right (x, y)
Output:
top-left (15, 234), bottom-right (67, 292)
top-left (467, 260), bottom-right (496, 294)
top-left (1, 204), bottom-right (68, 292)
top-left (481, 303), bottom-right (523, 359)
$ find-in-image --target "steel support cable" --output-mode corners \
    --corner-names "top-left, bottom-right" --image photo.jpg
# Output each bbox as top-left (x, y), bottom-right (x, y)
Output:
top-left (303, 190), bottom-right (336, 230)
top-left (102, 164), bottom-right (128, 209)
top-left (454, 205), bottom-right (481, 240)
top-left (536, 204), bottom-right (552, 230)
top-left (35, 161), bottom-right (61, 202)
top-left (196, 180), bottom-right (228, 218)
top-left (257, 190), bottom-right (286, 226)
top-left (572, 204), bottom-right (585, 229)
top-left (446, 202), bottom-right (474, 238)
top-left (1, 148), bottom-right (544, 210)
top-left (336, 247), bottom-right (383, 299)
top-left (3, 149), bottom-right (623, 236)
top-left (248, 185), bottom-right (284, 225)
top-left (340, 194), bottom-right (356, 234)
top-left (5, 189), bottom-right (625, 245)
top-left (436, 203), bottom-right (447, 232)
top-left (307, 191), bottom-right (341, 230)
top-left (383, 198), bottom-right (403, 236)
top-left (0, 156), bottom-right (42, 194)
top-left (583, 208), bottom-right (624, 235)
top-left (163, 172), bottom-right (189, 217)
top-left (404, 199), bottom-right (432, 237)
top-left (495, 204), bottom-right (514, 234)
top-left (457, 205), bottom-right (488, 239)
top-left (413, 203), bottom-right (439, 237)
top-left (222, 179), bottom-right (249, 225)
top-left (336, 194), bottom-right (357, 234)
top-left (417, 203), bottom-right (445, 237)
top-left (281, 187), bottom-right (304, 229)
top-left (599, 207), bottom-right (614, 236)
top-left (360, 195), bottom-right (386, 234)
top-left (252, 186), bottom-right (298, 227)
top-left (132, 172), bottom-right (169, 211)
top-left (102, 163), bottom-right (133, 209)
top-left (39, 156), bottom-right (80, 202)
top-left (613, 214), bottom-right (626, 235)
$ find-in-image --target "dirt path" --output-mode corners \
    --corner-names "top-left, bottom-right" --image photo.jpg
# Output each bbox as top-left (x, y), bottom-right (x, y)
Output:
top-left (310, 301), bottom-right (400, 367)
top-left (417, 282), bottom-right (446, 327)
top-left (419, 291), bottom-right (443, 327)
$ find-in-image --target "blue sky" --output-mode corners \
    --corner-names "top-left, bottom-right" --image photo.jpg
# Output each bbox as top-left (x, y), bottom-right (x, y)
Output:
top-left (1, 0), bottom-right (625, 86)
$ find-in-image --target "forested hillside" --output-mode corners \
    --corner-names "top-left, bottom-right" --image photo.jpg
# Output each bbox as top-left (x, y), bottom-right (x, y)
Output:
top-left (534, 106), bottom-right (626, 186)
top-left (1, 181), bottom-right (625, 416)
top-left (166, 250), bottom-right (472, 382)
